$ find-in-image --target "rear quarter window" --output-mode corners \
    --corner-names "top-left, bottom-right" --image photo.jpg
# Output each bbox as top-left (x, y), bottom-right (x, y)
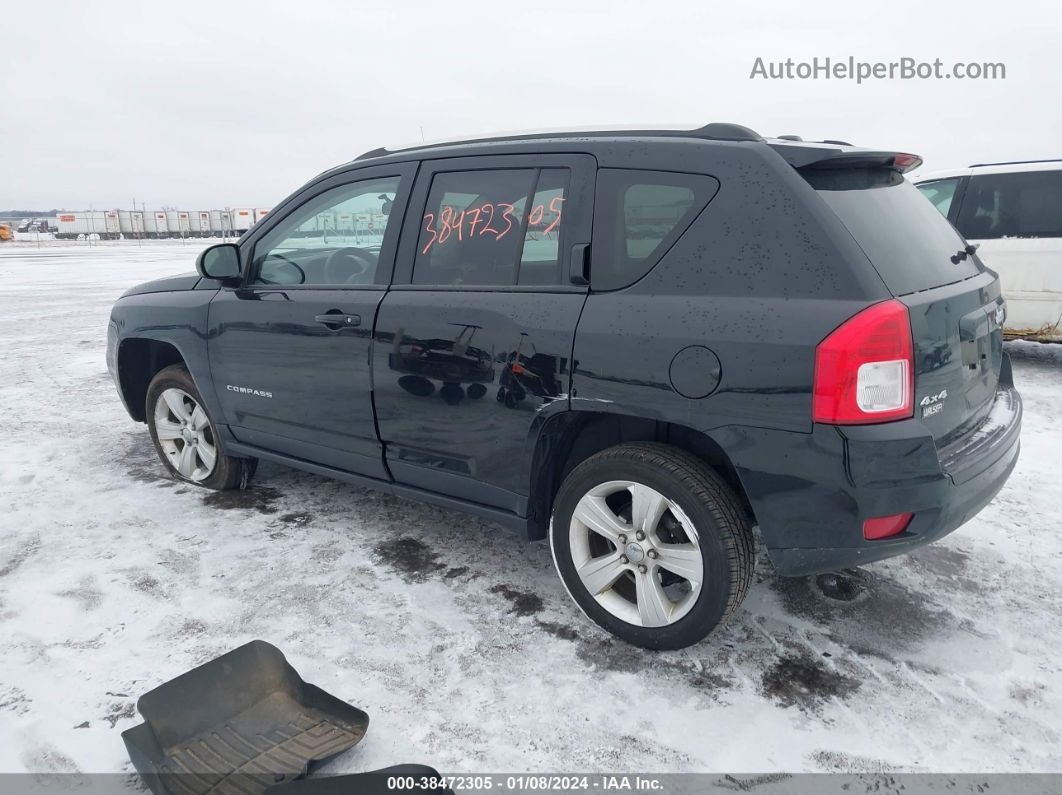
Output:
top-left (956, 170), bottom-right (1062, 240)
top-left (916, 177), bottom-right (961, 217)
top-left (807, 167), bottom-right (980, 295)
top-left (591, 169), bottom-right (719, 291)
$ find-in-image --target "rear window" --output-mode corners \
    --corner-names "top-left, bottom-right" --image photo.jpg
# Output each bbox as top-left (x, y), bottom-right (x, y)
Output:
top-left (414, 168), bottom-right (570, 287)
top-left (806, 168), bottom-right (980, 295)
top-left (956, 170), bottom-right (1062, 240)
top-left (591, 169), bottom-right (719, 291)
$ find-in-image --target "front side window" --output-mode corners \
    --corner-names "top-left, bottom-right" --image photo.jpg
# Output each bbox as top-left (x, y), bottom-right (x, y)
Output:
top-left (591, 169), bottom-right (719, 291)
top-left (414, 168), bottom-right (570, 287)
top-left (916, 177), bottom-right (961, 217)
top-left (955, 170), bottom-right (1062, 240)
top-left (251, 176), bottom-right (400, 286)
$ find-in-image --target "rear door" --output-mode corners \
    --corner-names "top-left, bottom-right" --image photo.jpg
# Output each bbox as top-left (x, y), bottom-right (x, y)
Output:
top-left (808, 166), bottom-right (1002, 443)
top-left (372, 154), bottom-right (594, 513)
top-left (207, 163), bottom-right (414, 478)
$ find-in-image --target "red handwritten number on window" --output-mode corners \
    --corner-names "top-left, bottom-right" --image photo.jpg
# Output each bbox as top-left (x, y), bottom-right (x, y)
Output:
top-left (466, 205), bottom-right (483, 237)
top-left (480, 203), bottom-right (498, 237)
top-left (420, 213), bottom-right (437, 255)
top-left (497, 203), bottom-right (515, 239)
top-left (543, 197), bottom-right (564, 235)
top-left (437, 206), bottom-right (454, 244)
top-left (421, 197), bottom-right (563, 254)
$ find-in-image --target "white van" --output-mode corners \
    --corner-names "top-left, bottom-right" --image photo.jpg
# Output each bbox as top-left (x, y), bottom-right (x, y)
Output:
top-left (914, 160), bottom-right (1062, 341)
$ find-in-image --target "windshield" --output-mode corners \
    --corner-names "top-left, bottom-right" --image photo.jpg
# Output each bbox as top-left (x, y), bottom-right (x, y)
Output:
top-left (805, 168), bottom-right (982, 295)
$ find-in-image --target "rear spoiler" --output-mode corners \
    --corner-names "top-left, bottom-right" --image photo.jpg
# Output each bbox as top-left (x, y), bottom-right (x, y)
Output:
top-left (768, 141), bottom-right (923, 173)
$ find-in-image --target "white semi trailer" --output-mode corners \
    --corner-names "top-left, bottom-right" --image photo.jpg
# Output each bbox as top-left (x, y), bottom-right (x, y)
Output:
top-left (231, 208), bottom-right (255, 235)
top-left (118, 210), bottom-right (145, 237)
top-left (56, 211), bottom-right (120, 239)
top-left (209, 210), bottom-right (234, 237)
top-left (189, 211), bottom-right (212, 237)
top-left (164, 211), bottom-right (192, 236)
top-left (52, 206), bottom-right (275, 240)
top-left (142, 211), bottom-right (169, 238)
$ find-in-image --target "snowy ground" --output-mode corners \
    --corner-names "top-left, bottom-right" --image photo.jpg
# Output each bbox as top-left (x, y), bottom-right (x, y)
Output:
top-left (1, 241), bottom-right (1060, 776)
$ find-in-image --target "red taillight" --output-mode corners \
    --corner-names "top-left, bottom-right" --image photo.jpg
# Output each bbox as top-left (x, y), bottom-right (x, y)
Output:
top-left (813, 299), bottom-right (914, 425)
top-left (863, 512), bottom-right (913, 540)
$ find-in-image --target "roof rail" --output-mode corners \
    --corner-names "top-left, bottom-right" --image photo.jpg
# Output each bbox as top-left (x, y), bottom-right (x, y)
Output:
top-left (969, 158), bottom-right (1062, 168)
top-left (355, 122), bottom-right (762, 160)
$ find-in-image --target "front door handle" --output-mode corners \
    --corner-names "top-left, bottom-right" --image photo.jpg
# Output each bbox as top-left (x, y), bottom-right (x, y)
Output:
top-left (315, 312), bottom-right (361, 330)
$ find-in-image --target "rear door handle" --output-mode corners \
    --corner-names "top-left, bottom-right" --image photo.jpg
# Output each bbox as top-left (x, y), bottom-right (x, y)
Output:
top-left (315, 312), bottom-right (361, 329)
top-left (569, 243), bottom-right (590, 285)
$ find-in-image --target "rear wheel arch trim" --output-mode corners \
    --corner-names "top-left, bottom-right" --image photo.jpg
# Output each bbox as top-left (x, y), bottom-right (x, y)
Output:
top-left (525, 410), bottom-right (757, 541)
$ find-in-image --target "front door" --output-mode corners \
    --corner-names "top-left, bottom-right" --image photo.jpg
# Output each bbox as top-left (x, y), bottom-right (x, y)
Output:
top-left (373, 155), bottom-right (594, 513)
top-left (208, 163), bottom-right (415, 478)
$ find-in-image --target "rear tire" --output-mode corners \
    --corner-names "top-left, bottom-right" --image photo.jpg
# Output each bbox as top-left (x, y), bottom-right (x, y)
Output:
top-left (550, 442), bottom-right (754, 650)
top-left (145, 364), bottom-right (254, 490)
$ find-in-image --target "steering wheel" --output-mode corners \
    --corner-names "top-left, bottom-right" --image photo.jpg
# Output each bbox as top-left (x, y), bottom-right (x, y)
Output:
top-left (324, 247), bottom-right (376, 285)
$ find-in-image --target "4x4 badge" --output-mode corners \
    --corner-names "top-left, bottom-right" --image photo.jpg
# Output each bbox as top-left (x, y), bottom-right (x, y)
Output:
top-left (920, 389), bottom-right (948, 417)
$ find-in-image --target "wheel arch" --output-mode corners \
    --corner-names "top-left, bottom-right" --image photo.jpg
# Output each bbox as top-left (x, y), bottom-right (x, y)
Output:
top-left (525, 411), bottom-right (756, 541)
top-left (116, 337), bottom-right (188, 422)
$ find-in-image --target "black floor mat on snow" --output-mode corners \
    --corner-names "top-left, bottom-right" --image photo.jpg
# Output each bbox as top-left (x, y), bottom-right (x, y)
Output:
top-left (122, 640), bottom-right (369, 795)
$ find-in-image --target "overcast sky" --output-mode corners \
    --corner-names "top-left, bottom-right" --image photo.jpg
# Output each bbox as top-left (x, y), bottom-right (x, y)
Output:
top-left (4, 0), bottom-right (1059, 209)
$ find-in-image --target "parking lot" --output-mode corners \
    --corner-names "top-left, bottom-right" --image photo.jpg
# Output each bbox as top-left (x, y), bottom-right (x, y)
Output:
top-left (1, 241), bottom-right (1060, 775)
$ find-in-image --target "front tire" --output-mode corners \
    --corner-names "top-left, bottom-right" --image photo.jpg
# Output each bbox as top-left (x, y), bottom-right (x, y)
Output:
top-left (145, 364), bottom-right (253, 490)
top-left (550, 443), bottom-right (754, 650)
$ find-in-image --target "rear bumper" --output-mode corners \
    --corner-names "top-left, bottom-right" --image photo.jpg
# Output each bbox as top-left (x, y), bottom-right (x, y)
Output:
top-left (722, 362), bottom-right (1022, 576)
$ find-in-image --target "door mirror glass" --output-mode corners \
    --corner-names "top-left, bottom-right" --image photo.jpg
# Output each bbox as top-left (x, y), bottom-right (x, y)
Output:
top-left (197, 243), bottom-right (241, 281)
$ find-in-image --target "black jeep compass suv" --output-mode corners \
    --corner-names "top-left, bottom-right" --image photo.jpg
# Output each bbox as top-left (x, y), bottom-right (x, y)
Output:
top-left (107, 123), bottom-right (1022, 649)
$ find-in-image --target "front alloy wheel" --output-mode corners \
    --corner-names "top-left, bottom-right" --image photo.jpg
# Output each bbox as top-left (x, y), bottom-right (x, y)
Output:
top-left (153, 388), bottom-right (217, 482)
top-left (145, 364), bottom-right (255, 490)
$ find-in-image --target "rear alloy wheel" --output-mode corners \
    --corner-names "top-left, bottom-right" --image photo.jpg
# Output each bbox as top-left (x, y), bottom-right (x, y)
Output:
top-left (146, 364), bottom-right (254, 490)
top-left (551, 443), bottom-right (754, 649)
top-left (569, 480), bottom-right (704, 627)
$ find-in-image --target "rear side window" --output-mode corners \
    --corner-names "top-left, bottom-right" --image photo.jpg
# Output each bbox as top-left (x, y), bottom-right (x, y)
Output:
top-left (414, 168), bottom-right (569, 286)
top-left (916, 177), bottom-right (961, 217)
top-left (591, 169), bottom-right (719, 291)
top-left (807, 168), bottom-right (980, 295)
top-left (955, 170), bottom-right (1062, 240)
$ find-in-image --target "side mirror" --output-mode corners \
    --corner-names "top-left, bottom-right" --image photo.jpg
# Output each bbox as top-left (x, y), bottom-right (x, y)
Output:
top-left (196, 243), bottom-right (241, 282)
